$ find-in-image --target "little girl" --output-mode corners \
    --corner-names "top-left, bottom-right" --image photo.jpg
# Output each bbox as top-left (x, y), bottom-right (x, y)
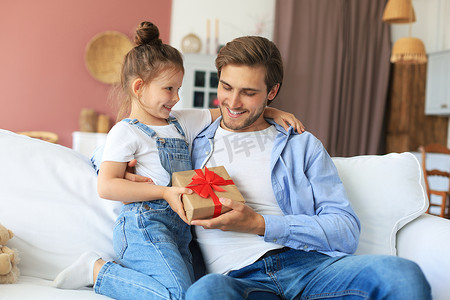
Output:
top-left (54, 21), bottom-right (303, 299)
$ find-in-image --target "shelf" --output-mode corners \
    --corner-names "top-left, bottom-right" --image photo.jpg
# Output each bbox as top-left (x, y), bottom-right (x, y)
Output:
top-left (72, 131), bottom-right (107, 158)
top-left (178, 54), bottom-right (219, 109)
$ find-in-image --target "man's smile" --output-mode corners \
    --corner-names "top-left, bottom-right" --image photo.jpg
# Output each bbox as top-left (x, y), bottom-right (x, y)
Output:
top-left (226, 107), bottom-right (246, 117)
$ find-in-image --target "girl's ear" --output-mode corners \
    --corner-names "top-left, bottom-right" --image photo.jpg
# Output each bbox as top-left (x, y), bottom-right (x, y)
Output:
top-left (268, 83), bottom-right (280, 101)
top-left (132, 78), bottom-right (144, 97)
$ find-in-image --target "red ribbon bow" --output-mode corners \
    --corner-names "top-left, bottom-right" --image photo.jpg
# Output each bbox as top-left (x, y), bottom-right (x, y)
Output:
top-left (186, 167), bottom-right (234, 218)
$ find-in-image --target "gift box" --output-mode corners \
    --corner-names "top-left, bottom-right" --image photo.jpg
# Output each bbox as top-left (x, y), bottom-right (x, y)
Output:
top-left (172, 166), bottom-right (245, 222)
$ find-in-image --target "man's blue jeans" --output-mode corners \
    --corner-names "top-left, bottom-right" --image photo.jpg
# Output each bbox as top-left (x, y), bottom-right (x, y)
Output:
top-left (186, 249), bottom-right (431, 299)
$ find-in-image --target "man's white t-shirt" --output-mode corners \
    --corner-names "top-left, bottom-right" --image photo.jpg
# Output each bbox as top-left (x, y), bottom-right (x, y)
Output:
top-left (196, 125), bottom-right (284, 274)
top-left (102, 109), bottom-right (211, 186)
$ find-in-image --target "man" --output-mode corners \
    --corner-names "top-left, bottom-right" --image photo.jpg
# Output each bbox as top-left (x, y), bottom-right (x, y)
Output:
top-left (184, 36), bottom-right (431, 299)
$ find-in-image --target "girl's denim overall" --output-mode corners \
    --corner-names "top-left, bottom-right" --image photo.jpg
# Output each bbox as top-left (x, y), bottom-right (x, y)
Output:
top-left (94, 118), bottom-right (194, 300)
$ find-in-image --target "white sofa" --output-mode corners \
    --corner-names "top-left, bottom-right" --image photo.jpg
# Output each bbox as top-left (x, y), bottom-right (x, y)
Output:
top-left (1, 129), bottom-right (449, 300)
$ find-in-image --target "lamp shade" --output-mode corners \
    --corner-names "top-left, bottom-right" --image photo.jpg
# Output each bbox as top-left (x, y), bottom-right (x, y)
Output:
top-left (383, 0), bottom-right (416, 23)
top-left (390, 37), bottom-right (427, 64)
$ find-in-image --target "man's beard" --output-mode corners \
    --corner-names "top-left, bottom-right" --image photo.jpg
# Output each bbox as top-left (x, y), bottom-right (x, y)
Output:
top-left (219, 104), bottom-right (265, 131)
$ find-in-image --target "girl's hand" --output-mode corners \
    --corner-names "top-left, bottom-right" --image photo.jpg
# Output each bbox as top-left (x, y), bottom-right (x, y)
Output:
top-left (163, 187), bottom-right (193, 224)
top-left (264, 107), bottom-right (305, 133)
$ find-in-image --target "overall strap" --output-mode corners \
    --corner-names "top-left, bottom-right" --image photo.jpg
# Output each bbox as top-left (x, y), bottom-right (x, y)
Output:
top-left (167, 116), bottom-right (186, 137)
top-left (122, 118), bottom-right (158, 140)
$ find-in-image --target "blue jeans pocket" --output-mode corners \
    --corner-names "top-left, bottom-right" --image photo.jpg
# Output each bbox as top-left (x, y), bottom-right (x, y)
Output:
top-left (146, 199), bottom-right (170, 210)
top-left (139, 205), bottom-right (188, 245)
top-left (113, 216), bottom-right (128, 259)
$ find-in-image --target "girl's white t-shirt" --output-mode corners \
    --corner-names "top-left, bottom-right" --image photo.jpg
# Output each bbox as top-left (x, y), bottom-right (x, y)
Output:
top-left (102, 109), bottom-right (211, 186)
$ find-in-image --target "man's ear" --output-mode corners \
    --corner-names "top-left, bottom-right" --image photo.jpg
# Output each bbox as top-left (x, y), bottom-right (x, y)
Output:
top-left (132, 78), bottom-right (144, 97)
top-left (268, 83), bottom-right (280, 101)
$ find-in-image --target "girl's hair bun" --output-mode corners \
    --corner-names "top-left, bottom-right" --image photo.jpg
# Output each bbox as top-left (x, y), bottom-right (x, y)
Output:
top-left (134, 21), bottom-right (162, 46)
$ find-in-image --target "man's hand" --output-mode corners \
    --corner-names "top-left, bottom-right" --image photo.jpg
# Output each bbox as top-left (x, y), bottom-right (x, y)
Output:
top-left (190, 198), bottom-right (265, 235)
top-left (124, 159), bottom-right (153, 183)
top-left (122, 159), bottom-right (154, 204)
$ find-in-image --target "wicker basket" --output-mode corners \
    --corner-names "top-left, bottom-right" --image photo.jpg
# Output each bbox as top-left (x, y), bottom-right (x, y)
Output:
top-left (85, 31), bottom-right (133, 84)
top-left (18, 131), bottom-right (59, 144)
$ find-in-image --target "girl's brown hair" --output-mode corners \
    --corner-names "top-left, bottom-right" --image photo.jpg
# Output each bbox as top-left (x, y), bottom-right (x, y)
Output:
top-left (115, 21), bottom-right (184, 121)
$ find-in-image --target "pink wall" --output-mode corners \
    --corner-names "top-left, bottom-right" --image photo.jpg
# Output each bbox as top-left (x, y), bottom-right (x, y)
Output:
top-left (0, 0), bottom-right (172, 147)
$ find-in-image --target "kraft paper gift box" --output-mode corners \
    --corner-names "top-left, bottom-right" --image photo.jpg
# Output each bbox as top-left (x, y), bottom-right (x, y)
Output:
top-left (172, 166), bottom-right (245, 222)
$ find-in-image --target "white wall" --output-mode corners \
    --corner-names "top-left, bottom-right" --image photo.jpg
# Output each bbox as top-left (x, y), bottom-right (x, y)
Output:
top-left (170, 0), bottom-right (276, 54)
top-left (390, 0), bottom-right (450, 54)
top-left (171, 0), bottom-right (449, 55)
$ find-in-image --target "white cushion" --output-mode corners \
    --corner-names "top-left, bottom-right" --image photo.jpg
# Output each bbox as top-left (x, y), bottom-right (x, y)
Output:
top-left (332, 153), bottom-right (428, 256)
top-left (0, 129), bottom-right (121, 280)
top-left (397, 214), bottom-right (450, 300)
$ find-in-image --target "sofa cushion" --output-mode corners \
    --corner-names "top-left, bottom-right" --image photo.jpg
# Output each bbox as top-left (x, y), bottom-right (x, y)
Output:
top-left (332, 153), bottom-right (428, 256)
top-left (0, 129), bottom-right (121, 280)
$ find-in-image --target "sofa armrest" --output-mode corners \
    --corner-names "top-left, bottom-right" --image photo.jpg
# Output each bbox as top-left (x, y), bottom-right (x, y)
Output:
top-left (397, 214), bottom-right (450, 300)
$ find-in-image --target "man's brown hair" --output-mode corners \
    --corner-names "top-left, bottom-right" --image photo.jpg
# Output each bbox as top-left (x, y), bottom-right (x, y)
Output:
top-left (215, 36), bottom-right (283, 104)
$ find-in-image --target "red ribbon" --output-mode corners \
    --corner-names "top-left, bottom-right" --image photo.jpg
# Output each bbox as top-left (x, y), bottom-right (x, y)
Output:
top-left (186, 167), bottom-right (234, 218)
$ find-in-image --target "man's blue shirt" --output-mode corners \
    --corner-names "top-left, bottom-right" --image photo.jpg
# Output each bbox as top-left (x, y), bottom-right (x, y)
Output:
top-left (191, 117), bottom-right (361, 257)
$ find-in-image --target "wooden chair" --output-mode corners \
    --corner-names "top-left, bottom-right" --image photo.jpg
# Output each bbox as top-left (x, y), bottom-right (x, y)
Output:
top-left (419, 144), bottom-right (450, 218)
top-left (17, 131), bottom-right (59, 144)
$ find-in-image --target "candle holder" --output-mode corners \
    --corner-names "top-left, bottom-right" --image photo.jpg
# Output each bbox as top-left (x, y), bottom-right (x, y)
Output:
top-left (214, 19), bottom-right (219, 54)
top-left (206, 19), bottom-right (211, 54)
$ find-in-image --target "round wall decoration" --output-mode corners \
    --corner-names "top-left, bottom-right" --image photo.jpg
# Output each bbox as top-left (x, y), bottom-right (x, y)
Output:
top-left (85, 31), bottom-right (134, 84)
top-left (181, 33), bottom-right (202, 53)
